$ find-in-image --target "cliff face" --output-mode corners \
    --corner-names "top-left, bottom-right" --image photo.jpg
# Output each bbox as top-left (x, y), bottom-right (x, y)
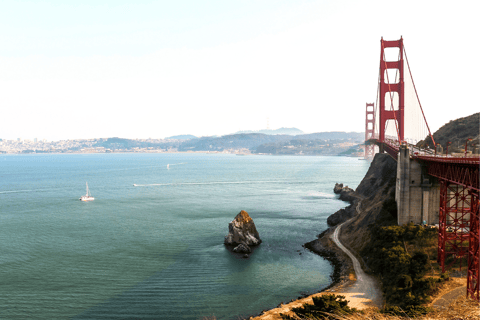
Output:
top-left (305, 153), bottom-right (398, 287)
top-left (327, 184), bottom-right (358, 226)
top-left (339, 153), bottom-right (398, 255)
top-left (340, 154), bottom-right (397, 262)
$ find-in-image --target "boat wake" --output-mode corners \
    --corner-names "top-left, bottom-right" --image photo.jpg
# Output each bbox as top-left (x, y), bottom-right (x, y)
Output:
top-left (166, 162), bottom-right (187, 169)
top-left (0, 189), bottom-right (35, 194)
top-left (0, 188), bottom-right (58, 195)
top-left (301, 191), bottom-right (335, 200)
top-left (133, 180), bottom-right (319, 187)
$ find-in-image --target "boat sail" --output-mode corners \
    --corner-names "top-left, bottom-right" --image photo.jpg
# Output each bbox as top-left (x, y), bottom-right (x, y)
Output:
top-left (80, 182), bottom-right (95, 201)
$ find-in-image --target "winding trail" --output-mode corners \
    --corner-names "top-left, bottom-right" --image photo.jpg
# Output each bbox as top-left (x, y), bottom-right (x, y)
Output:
top-left (330, 220), bottom-right (384, 309)
top-left (252, 202), bottom-right (384, 319)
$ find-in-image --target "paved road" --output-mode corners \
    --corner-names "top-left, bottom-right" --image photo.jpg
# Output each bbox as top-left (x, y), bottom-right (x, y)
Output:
top-left (331, 221), bottom-right (384, 309)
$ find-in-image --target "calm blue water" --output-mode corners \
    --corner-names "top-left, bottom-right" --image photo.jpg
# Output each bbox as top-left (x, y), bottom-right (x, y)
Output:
top-left (0, 153), bottom-right (369, 319)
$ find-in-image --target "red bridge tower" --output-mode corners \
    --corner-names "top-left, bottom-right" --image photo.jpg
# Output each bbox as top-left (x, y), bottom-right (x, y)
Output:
top-left (364, 103), bottom-right (375, 159)
top-left (379, 37), bottom-right (404, 143)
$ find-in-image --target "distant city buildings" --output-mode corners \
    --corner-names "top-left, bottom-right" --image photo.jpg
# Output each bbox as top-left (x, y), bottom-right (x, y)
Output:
top-left (0, 138), bottom-right (175, 154)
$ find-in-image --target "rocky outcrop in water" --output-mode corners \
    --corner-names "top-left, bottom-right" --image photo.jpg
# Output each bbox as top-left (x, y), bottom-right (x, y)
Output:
top-left (327, 183), bottom-right (358, 226)
top-left (233, 243), bottom-right (252, 253)
top-left (333, 183), bottom-right (356, 202)
top-left (224, 210), bottom-right (262, 254)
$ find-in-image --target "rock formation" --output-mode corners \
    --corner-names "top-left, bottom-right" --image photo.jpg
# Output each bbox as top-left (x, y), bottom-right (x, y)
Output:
top-left (333, 183), bottom-right (356, 202)
top-left (232, 243), bottom-right (252, 253)
top-left (327, 207), bottom-right (354, 226)
top-left (224, 210), bottom-right (262, 254)
top-left (327, 183), bottom-right (358, 226)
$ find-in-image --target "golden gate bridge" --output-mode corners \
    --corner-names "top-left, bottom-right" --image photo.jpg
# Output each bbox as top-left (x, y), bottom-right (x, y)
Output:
top-left (364, 37), bottom-right (479, 301)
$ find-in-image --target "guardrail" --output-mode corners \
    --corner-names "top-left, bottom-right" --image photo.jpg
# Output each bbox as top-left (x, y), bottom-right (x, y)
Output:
top-left (368, 137), bottom-right (479, 164)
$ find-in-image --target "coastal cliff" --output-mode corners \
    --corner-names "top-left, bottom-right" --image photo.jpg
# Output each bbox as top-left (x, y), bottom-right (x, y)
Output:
top-left (339, 153), bottom-right (397, 255)
top-left (305, 153), bottom-right (397, 287)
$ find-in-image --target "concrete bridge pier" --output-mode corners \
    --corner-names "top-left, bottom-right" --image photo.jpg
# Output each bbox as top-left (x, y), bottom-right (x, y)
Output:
top-left (396, 144), bottom-right (440, 225)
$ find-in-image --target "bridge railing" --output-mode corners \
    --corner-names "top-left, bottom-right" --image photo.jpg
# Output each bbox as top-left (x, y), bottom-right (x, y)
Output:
top-left (367, 135), bottom-right (479, 164)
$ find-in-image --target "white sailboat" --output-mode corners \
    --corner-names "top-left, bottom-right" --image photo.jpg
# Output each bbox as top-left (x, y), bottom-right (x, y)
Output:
top-left (80, 182), bottom-right (95, 201)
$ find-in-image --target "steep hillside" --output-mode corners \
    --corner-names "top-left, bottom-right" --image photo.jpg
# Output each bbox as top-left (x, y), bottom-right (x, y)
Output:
top-left (339, 153), bottom-right (398, 254)
top-left (419, 112), bottom-right (479, 152)
top-left (305, 153), bottom-right (398, 288)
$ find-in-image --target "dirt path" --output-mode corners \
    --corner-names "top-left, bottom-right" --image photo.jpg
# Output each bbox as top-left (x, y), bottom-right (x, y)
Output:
top-left (252, 219), bottom-right (383, 319)
top-left (330, 222), bottom-right (384, 309)
top-left (432, 286), bottom-right (467, 308)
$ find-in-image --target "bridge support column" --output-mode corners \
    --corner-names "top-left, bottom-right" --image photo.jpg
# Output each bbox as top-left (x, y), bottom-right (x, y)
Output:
top-left (396, 145), bottom-right (440, 225)
top-left (422, 187), bottom-right (430, 224)
top-left (396, 145), bottom-right (410, 224)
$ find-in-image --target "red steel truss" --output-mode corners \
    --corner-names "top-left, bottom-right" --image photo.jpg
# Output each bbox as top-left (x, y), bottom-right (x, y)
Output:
top-left (420, 158), bottom-right (479, 192)
top-left (379, 37), bottom-right (404, 143)
top-left (421, 158), bottom-right (479, 300)
top-left (467, 193), bottom-right (480, 300)
top-left (364, 103), bottom-right (376, 159)
top-left (417, 157), bottom-right (479, 300)
top-left (437, 182), bottom-right (471, 271)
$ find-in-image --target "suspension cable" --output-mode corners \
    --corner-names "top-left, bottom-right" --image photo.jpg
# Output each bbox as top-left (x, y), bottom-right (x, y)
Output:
top-left (374, 60), bottom-right (380, 139)
top-left (403, 44), bottom-right (436, 148)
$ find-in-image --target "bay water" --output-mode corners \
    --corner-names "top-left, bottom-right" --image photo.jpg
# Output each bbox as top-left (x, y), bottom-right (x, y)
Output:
top-left (0, 153), bottom-right (369, 319)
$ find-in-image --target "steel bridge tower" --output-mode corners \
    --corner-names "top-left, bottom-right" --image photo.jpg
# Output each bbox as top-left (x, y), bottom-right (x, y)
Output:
top-left (364, 103), bottom-right (375, 159)
top-left (379, 37), bottom-right (404, 143)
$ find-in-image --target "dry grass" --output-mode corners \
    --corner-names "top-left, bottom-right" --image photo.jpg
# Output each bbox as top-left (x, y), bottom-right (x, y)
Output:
top-left (346, 296), bottom-right (479, 320)
top-left (424, 295), bottom-right (479, 320)
top-left (200, 295), bottom-right (478, 320)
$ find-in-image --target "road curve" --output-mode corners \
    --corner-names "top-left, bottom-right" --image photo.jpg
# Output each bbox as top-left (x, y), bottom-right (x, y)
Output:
top-left (331, 221), bottom-right (384, 309)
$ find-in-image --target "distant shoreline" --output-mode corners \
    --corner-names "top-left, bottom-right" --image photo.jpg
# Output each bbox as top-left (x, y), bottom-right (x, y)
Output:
top-left (1, 151), bottom-right (364, 157)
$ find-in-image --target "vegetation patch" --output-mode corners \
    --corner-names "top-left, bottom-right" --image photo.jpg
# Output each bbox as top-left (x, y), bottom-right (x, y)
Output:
top-left (280, 294), bottom-right (360, 320)
top-left (361, 223), bottom-right (447, 310)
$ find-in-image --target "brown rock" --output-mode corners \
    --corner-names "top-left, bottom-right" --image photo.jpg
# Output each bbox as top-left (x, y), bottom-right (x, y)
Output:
top-left (224, 210), bottom-right (262, 247)
top-left (233, 243), bottom-right (252, 253)
top-left (334, 182), bottom-right (356, 202)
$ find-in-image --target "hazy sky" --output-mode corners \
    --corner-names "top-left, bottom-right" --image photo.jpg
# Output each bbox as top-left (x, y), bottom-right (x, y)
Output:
top-left (0, 0), bottom-right (478, 141)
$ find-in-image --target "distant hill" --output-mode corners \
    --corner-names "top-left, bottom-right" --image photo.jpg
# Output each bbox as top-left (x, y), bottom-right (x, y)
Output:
top-left (165, 135), bottom-right (198, 140)
top-left (177, 131), bottom-right (364, 154)
top-left (177, 133), bottom-right (291, 152)
top-left (234, 127), bottom-right (304, 135)
top-left (295, 131), bottom-right (364, 141)
top-left (419, 112), bottom-right (479, 152)
top-left (93, 137), bottom-right (180, 150)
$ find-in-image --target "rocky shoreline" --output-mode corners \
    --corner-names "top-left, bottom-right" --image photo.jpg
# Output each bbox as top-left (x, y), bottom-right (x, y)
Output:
top-left (302, 183), bottom-right (361, 291)
top-left (303, 230), bottom-right (352, 290)
top-left (250, 183), bottom-right (359, 320)
top-left (251, 153), bottom-right (398, 319)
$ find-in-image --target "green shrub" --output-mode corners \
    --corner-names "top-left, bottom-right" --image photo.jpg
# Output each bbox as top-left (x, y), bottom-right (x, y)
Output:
top-left (280, 294), bottom-right (359, 320)
top-left (397, 274), bottom-right (413, 289)
top-left (361, 224), bottom-right (440, 307)
top-left (409, 252), bottom-right (429, 279)
top-left (440, 272), bottom-right (450, 281)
